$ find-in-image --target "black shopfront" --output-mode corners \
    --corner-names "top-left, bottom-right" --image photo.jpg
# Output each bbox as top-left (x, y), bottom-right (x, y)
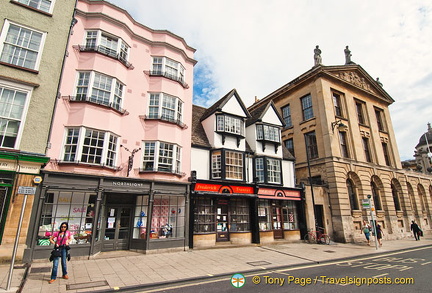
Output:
top-left (24, 171), bottom-right (190, 262)
top-left (190, 181), bottom-right (305, 248)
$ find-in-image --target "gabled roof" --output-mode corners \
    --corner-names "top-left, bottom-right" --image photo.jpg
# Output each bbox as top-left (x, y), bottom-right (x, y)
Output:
top-left (200, 89), bottom-right (251, 121)
top-left (191, 105), bottom-right (211, 148)
top-left (246, 101), bottom-right (285, 127)
top-left (282, 145), bottom-right (295, 161)
top-left (249, 64), bottom-right (394, 111)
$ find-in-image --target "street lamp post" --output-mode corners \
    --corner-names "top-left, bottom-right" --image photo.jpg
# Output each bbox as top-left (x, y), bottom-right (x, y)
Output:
top-left (305, 138), bottom-right (318, 233)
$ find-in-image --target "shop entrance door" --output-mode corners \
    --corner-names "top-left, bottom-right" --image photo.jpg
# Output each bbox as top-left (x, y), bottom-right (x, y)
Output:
top-left (272, 206), bottom-right (284, 239)
top-left (102, 206), bottom-right (132, 251)
top-left (216, 202), bottom-right (229, 242)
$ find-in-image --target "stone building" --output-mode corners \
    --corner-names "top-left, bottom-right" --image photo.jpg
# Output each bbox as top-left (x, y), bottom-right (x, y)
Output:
top-left (0, 0), bottom-right (77, 259)
top-left (249, 50), bottom-right (432, 243)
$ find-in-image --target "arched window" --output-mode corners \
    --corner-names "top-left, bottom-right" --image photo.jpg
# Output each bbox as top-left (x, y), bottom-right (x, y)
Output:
top-left (371, 182), bottom-right (382, 210)
top-left (346, 179), bottom-right (359, 210)
top-left (391, 184), bottom-right (401, 211)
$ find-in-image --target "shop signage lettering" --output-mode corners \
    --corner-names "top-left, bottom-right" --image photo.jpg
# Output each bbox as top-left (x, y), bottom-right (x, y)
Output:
top-left (258, 188), bottom-right (301, 200)
top-left (0, 159), bottom-right (41, 174)
top-left (112, 181), bottom-right (146, 187)
top-left (73, 207), bottom-right (86, 213)
top-left (194, 183), bottom-right (254, 194)
top-left (58, 197), bottom-right (72, 203)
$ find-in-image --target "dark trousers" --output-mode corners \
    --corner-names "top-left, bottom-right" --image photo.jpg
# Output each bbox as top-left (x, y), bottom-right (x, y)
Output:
top-left (413, 231), bottom-right (420, 240)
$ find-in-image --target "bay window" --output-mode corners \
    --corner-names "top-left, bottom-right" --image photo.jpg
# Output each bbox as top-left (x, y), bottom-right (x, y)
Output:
top-left (151, 57), bottom-right (185, 83)
top-left (216, 115), bottom-right (244, 136)
top-left (148, 93), bottom-right (183, 124)
top-left (62, 127), bottom-right (118, 167)
top-left (83, 30), bottom-right (130, 65)
top-left (255, 157), bottom-right (282, 184)
top-left (0, 20), bottom-right (46, 71)
top-left (211, 149), bottom-right (244, 180)
top-left (256, 124), bottom-right (280, 143)
top-left (142, 141), bottom-right (181, 174)
top-left (75, 71), bottom-right (124, 111)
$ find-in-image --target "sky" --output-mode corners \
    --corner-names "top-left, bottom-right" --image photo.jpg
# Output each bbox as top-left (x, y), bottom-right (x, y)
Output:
top-left (108, 0), bottom-right (432, 161)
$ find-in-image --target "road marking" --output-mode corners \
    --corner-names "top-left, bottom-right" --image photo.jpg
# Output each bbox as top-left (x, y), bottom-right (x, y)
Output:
top-left (421, 261), bottom-right (432, 265)
top-left (276, 246), bottom-right (432, 273)
top-left (372, 273), bottom-right (389, 278)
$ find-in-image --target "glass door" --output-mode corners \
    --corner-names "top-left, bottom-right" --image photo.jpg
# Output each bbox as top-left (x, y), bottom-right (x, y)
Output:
top-left (103, 206), bottom-right (132, 251)
top-left (272, 206), bottom-right (284, 239)
top-left (216, 203), bottom-right (229, 241)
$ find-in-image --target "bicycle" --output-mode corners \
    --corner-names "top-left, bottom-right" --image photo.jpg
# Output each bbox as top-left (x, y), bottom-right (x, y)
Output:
top-left (303, 227), bottom-right (331, 245)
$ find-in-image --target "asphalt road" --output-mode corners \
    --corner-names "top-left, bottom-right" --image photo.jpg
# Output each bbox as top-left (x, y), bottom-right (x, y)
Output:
top-left (135, 245), bottom-right (432, 293)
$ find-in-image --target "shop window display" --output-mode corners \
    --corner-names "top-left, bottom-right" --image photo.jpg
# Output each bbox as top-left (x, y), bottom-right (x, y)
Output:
top-left (258, 200), bottom-right (271, 231)
top-left (229, 198), bottom-right (250, 232)
top-left (282, 201), bottom-right (298, 230)
top-left (38, 191), bottom-right (97, 245)
top-left (193, 197), bottom-right (215, 233)
top-left (133, 195), bottom-right (149, 239)
top-left (150, 195), bottom-right (185, 239)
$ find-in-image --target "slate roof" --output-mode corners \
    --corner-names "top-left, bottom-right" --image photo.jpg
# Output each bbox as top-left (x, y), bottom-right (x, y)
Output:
top-left (191, 105), bottom-right (211, 148)
top-left (247, 101), bottom-right (285, 127)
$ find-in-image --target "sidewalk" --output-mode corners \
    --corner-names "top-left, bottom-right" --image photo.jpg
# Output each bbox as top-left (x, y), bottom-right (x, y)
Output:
top-left (1, 238), bottom-right (431, 293)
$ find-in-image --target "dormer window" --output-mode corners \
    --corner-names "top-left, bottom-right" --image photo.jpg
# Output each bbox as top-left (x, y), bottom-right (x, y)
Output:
top-left (256, 124), bottom-right (280, 143)
top-left (216, 115), bottom-right (244, 136)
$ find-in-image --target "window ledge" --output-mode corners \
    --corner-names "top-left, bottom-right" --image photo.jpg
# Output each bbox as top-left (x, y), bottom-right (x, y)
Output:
top-left (140, 115), bottom-right (187, 129)
top-left (10, 1), bottom-right (53, 16)
top-left (65, 96), bottom-right (128, 115)
top-left (139, 168), bottom-right (186, 177)
top-left (76, 45), bottom-right (134, 69)
top-left (145, 70), bottom-right (189, 89)
top-left (55, 160), bottom-right (120, 171)
top-left (0, 61), bottom-right (38, 74)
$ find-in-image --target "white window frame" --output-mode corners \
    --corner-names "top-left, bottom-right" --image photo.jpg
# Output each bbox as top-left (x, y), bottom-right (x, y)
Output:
top-left (148, 93), bottom-right (183, 123)
top-left (0, 79), bottom-right (33, 149)
top-left (84, 30), bottom-right (130, 62)
top-left (0, 20), bottom-right (47, 71)
top-left (62, 127), bottom-right (119, 167)
top-left (75, 71), bottom-right (124, 111)
top-left (13, 0), bottom-right (56, 14)
top-left (216, 115), bottom-right (244, 136)
top-left (142, 141), bottom-right (181, 174)
top-left (152, 56), bottom-right (185, 82)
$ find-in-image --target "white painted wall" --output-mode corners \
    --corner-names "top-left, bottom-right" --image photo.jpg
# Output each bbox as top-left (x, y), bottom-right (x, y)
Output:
top-left (191, 147), bottom-right (209, 179)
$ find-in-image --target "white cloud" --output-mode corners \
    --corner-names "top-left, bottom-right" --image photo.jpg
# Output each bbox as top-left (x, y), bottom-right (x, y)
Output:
top-left (108, 0), bottom-right (432, 161)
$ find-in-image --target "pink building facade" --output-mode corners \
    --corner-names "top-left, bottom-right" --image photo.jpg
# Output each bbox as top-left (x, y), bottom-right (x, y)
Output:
top-left (24, 0), bottom-right (196, 261)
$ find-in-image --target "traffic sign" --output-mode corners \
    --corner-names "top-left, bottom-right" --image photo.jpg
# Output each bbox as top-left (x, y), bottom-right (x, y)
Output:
top-left (17, 186), bottom-right (36, 195)
top-left (362, 198), bottom-right (371, 209)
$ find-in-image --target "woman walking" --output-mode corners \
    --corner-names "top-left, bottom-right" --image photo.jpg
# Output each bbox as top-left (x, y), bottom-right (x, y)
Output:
top-left (376, 224), bottom-right (384, 246)
top-left (362, 221), bottom-right (372, 245)
top-left (49, 222), bottom-right (73, 284)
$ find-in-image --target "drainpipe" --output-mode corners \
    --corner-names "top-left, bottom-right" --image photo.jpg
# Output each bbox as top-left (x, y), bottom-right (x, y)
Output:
top-left (45, 1), bottom-right (79, 154)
